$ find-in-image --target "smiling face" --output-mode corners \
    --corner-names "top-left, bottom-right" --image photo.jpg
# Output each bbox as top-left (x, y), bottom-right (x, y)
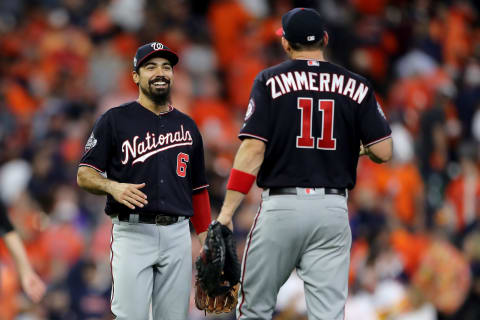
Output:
top-left (133, 56), bottom-right (174, 105)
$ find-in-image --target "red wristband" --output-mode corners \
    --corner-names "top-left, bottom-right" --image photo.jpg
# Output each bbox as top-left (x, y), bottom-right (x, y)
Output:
top-left (191, 189), bottom-right (212, 234)
top-left (227, 168), bottom-right (256, 194)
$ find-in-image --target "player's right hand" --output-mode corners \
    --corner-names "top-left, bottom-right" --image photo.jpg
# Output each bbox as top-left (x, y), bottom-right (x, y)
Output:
top-left (109, 182), bottom-right (148, 209)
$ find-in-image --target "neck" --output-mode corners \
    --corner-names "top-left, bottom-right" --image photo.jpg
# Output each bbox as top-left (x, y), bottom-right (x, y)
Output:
top-left (137, 95), bottom-right (170, 115)
top-left (291, 50), bottom-right (325, 61)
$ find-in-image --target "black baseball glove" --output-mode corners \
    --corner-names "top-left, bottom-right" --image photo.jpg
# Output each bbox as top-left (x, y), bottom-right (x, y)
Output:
top-left (195, 221), bottom-right (241, 313)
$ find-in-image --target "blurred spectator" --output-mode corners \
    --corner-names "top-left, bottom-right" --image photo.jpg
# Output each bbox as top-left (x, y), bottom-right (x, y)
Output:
top-left (0, 198), bottom-right (46, 311)
top-left (439, 141), bottom-right (480, 238)
top-left (412, 237), bottom-right (471, 317)
top-left (66, 258), bottom-right (111, 319)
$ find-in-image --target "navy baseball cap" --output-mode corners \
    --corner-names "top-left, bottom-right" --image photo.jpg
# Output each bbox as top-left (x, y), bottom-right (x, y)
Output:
top-left (133, 42), bottom-right (179, 72)
top-left (276, 8), bottom-right (325, 44)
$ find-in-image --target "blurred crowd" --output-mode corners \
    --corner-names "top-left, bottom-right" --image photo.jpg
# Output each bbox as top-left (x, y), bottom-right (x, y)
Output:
top-left (0, 0), bottom-right (479, 319)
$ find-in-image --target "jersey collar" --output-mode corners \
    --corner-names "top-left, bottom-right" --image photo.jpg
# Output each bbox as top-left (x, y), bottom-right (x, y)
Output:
top-left (159, 105), bottom-right (174, 115)
top-left (135, 102), bottom-right (174, 116)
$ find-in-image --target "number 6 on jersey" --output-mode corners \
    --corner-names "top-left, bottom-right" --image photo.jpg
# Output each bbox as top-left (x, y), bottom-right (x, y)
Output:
top-left (176, 152), bottom-right (189, 177)
top-left (296, 98), bottom-right (336, 150)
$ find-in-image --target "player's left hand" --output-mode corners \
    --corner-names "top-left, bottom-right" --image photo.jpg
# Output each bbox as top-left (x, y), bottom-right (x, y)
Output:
top-left (20, 269), bottom-right (46, 302)
top-left (195, 221), bottom-right (241, 314)
top-left (195, 282), bottom-right (239, 314)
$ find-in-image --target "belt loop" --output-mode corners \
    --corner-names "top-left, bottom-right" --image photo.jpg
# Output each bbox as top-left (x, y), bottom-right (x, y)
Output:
top-left (315, 188), bottom-right (326, 197)
top-left (261, 189), bottom-right (270, 200)
top-left (129, 213), bottom-right (139, 223)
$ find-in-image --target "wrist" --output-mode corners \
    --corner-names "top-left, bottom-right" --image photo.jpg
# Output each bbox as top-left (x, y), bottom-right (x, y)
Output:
top-left (216, 214), bottom-right (234, 232)
top-left (104, 180), bottom-right (116, 195)
top-left (217, 212), bottom-right (233, 225)
top-left (227, 168), bottom-right (256, 194)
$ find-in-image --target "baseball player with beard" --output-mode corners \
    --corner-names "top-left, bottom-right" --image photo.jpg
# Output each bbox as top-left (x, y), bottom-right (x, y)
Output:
top-left (77, 42), bottom-right (212, 319)
top-left (216, 8), bottom-right (393, 320)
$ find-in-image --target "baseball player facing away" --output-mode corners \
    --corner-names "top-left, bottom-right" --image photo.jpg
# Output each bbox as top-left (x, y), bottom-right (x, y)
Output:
top-left (216, 8), bottom-right (393, 320)
top-left (76, 42), bottom-right (212, 320)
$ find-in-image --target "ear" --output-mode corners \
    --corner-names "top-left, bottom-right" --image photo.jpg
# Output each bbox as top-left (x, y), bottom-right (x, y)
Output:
top-left (133, 71), bottom-right (139, 85)
top-left (281, 37), bottom-right (291, 53)
top-left (322, 31), bottom-right (329, 47)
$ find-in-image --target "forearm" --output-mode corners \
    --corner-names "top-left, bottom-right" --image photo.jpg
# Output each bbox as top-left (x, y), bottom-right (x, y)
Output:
top-left (219, 139), bottom-right (265, 221)
top-left (219, 190), bottom-right (247, 222)
top-left (78, 166), bottom-right (148, 209)
top-left (232, 142), bottom-right (264, 175)
top-left (4, 231), bottom-right (34, 276)
top-left (77, 166), bottom-right (116, 195)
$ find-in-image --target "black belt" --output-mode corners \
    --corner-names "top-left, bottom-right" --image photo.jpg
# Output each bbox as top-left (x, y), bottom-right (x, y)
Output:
top-left (268, 187), bottom-right (346, 197)
top-left (116, 213), bottom-right (186, 225)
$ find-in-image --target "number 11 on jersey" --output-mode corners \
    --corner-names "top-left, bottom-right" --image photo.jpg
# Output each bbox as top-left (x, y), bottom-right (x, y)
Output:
top-left (296, 98), bottom-right (336, 150)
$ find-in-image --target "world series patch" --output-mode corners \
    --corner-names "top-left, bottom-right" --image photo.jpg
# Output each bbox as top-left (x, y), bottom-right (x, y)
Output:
top-left (245, 98), bottom-right (255, 121)
top-left (85, 132), bottom-right (97, 152)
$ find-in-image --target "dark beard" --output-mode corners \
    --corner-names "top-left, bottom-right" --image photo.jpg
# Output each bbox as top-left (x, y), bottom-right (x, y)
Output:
top-left (140, 81), bottom-right (171, 105)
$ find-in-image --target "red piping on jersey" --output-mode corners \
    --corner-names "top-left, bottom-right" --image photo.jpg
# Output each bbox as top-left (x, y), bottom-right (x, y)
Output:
top-left (238, 133), bottom-right (268, 142)
top-left (238, 203), bottom-right (262, 319)
top-left (192, 184), bottom-right (209, 191)
top-left (364, 134), bottom-right (391, 147)
top-left (109, 223), bottom-right (115, 308)
top-left (79, 163), bottom-right (104, 173)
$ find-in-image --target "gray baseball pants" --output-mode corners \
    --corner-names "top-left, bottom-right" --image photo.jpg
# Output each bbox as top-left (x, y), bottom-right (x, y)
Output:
top-left (237, 187), bottom-right (352, 320)
top-left (110, 217), bottom-right (192, 320)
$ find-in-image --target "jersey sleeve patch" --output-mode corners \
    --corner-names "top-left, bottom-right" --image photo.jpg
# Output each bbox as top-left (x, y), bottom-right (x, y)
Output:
top-left (84, 132), bottom-right (98, 152)
top-left (245, 98), bottom-right (256, 121)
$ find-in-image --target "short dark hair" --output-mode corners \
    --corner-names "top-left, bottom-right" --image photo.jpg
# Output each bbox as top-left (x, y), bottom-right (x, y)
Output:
top-left (288, 39), bottom-right (324, 51)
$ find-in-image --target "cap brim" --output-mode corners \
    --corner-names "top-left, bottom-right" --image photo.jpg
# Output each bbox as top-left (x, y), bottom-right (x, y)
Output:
top-left (275, 27), bottom-right (284, 36)
top-left (136, 49), bottom-right (179, 71)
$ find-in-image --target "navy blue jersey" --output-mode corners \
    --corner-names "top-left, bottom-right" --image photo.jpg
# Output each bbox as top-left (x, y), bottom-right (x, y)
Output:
top-left (240, 59), bottom-right (392, 190)
top-left (79, 102), bottom-right (208, 217)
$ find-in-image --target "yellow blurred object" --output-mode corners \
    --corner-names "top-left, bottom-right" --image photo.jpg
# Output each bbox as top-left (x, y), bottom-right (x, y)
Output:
top-left (412, 239), bottom-right (471, 314)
